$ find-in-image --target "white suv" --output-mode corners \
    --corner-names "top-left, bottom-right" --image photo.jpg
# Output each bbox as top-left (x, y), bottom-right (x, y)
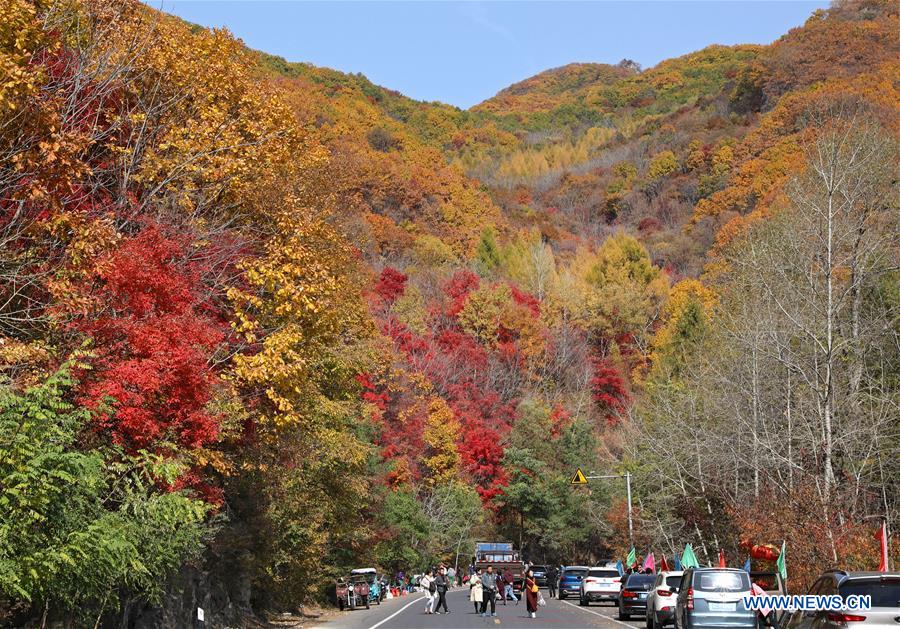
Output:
top-left (580, 566), bottom-right (622, 606)
top-left (645, 570), bottom-right (683, 628)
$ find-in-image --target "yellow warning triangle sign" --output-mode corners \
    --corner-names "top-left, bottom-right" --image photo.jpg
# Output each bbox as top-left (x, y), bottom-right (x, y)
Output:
top-left (571, 468), bottom-right (588, 485)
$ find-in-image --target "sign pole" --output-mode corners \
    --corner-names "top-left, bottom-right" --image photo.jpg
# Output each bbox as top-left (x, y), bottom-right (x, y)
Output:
top-left (573, 470), bottom-right (634, 546)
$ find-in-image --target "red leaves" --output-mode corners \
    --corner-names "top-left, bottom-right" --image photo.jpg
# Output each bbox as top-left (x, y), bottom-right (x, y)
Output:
top-left (444, 269), bottom-right (479, 316)
top-left (549, 405), bottom-right (572, 438)
top-left (74, 225), bottom-right (223, 450)
top-left (509, 284), bottom-right (540, 316)
top-left (459, 427), bottom-right (509, 503)
top-left (357, 372), bottom-right (389, 411)
top-left (374, 267), bottom-right (407, 305)
top-left (590, 358), bottom-right (631, 425)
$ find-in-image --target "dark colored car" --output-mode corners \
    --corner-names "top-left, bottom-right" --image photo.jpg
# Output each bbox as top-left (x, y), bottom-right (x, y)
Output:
top-left (619, 573), bottom-right (656, 620)
top-left (783, 571), bottom-right (900, 628)
top-left (749, 570), bottom-right (786, 626)
top-left (749, 571), bottom-right (785, 596)
top-left (532, 565), bottom-right (549, 587)
top-left (559, 566), bottom-right (590, 599)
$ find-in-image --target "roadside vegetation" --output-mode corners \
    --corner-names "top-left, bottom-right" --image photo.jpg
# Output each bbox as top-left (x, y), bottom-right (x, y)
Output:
top-left (0, 0), bottom-right (896, 623)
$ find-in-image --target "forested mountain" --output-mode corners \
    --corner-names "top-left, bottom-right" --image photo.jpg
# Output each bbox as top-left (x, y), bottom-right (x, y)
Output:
top-left (0, 0), bottom-right (897, 624)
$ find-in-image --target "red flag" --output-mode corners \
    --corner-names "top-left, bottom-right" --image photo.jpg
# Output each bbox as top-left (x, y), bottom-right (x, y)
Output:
top-left (660, 555), bottom-right (671, 572)
top-left (718, 549), bottom-right (726, 568)
top-left (876, 521), bottom-right (889, 571)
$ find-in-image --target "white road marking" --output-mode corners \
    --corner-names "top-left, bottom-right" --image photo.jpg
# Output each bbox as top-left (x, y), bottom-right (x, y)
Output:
top-left (365, 596), bottom-right (427, 629)
top-left (560, 599), bottom-right (638, 628)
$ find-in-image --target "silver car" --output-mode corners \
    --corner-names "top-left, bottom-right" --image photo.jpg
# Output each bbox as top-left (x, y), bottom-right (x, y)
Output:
top-left (784, 571), bottom-right (900, 628)
top-left (674, 568), bottom-right (756, 628)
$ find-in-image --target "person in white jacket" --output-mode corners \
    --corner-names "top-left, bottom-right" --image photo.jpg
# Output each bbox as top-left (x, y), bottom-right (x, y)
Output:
top-left (420, 569), bottom-right (436, 614)
top-left (469, 568), bottom-right (484, 614)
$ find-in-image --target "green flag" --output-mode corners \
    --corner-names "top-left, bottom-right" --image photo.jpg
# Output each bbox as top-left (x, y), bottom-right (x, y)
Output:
top-left (776, 540), bottom-right (787, 581)
top-left (681, 543), bottom-right (700, 569)
top-left (626, 547), bottom-right (636, 567)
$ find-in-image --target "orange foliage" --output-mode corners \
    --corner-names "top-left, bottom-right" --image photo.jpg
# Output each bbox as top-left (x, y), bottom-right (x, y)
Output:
top-left (730, 484), bottom-right (891, 592)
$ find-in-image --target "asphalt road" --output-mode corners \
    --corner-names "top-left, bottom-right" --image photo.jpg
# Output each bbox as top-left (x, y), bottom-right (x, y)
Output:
top-left (320, 588), bottom-right (646, 629)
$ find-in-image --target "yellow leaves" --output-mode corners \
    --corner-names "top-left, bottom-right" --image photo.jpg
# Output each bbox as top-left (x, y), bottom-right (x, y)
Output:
top-left (650, 70), bottom-right (685, 90)
top-left (458, 283), bottom-right (513, 346)
top-left (97, 5), bottom-right (308, 221)
top-left (0, 0), bottom-right (44, 113)
top-left (686, 139), bottom-right (707, 172)
top-left (422, 397), bottom-right (461, 485)
top-left (493, 127), bottom-right (614, 186)
top-left (551, 235), bottom-right (669, 346)
top-left (646, 279), bottom-right (717, 381)
top-left (651, 280), bottom-right (717, 351)
top-left (0, 337), bottom-right (50, 385)
top-left (228, 210), bottom-right (372, 432)
top-left (190, 447), bottom-right (234, 477)
top-left (500, 228), bottom-right (557, 300)
top-left (457, 280), bottom-right (546, 367)
top-left (392, 285), bottom-right (428, 334)
top-left (412, 234), bottom-right (457, 267)
top-left (647, 150), bottom-right (679, 180)
top-left (711, 144), bottom-right (734, 177)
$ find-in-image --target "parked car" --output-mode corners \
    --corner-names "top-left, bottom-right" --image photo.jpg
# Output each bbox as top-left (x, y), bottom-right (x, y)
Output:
top-left (532, 565), bottom-right (550, 587)
top-left (336, 573), bottom-right (370, 611)
top-left (783, 570), bottom-right (900, 628)
top-left (580, 566), bottom-right (622, 606)
top-left (619, 573), bottom-right (656, 620)
top-left (748, 570), bottom-right (787, 626)
top-left (645, 570), bottom-right (684, 628)
top-left (674, 567), bottom-right (755, 628)
top-left (749, 571), bottom-right (786, 596)
top-left (558, 566), bottom-right (590, 599)
top-left (351, 568), bottom-right (384, 605)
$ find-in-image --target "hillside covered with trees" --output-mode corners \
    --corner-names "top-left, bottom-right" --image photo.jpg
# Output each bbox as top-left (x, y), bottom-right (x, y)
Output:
top-left (0, 0), bottom-right (897, 624)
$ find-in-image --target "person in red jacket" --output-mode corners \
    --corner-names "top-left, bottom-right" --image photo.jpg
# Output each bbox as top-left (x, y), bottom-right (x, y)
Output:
top-left (524, 569), bottom-right (539, 619)
top-left (502, 568), bottom-right (519, 605)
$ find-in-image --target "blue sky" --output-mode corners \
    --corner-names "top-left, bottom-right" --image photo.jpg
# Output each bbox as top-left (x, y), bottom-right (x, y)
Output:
top-left (153, 1), bottom-right (827, 109)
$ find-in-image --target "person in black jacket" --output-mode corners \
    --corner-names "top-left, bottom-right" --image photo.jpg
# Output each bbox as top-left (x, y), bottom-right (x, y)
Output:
top-left (547, 565), bottom-right (559, 598)
top-left (434, 567), bottom-right (451, 614)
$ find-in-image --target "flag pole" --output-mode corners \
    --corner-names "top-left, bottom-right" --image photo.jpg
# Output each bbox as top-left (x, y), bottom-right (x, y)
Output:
top-left (626, 471), bottom-right (633, 547)
top-left (886, 519), bottom-right (892, 572)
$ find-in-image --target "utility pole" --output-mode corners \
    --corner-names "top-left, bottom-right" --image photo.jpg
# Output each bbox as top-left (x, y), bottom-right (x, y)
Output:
top-left (580, 471), bottom-right (634, 547)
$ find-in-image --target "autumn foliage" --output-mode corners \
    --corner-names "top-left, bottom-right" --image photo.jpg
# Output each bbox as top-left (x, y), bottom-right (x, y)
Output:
top-left (1, 0), bottom-right (897, 622)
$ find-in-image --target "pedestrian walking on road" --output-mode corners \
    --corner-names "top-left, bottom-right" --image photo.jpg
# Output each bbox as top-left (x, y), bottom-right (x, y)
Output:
top-left (480, 565), bottom-right (498, 617)
top-left (547, 565), bottom-right (558, 599)
top-left (420, 569), bottom-right (436, 614)
top-left (435, 567), bottom-right (451, 614)
top-left (524, 569), bottom-right (539, 619)
top-left (503, 568), bottom-right (519, 605)
top-left (469, 567), bottom-right (484, 613)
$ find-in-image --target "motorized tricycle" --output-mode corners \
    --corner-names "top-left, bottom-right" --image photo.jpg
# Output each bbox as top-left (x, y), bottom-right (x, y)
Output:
top-left (336, 573), bottom-right (370, 611)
